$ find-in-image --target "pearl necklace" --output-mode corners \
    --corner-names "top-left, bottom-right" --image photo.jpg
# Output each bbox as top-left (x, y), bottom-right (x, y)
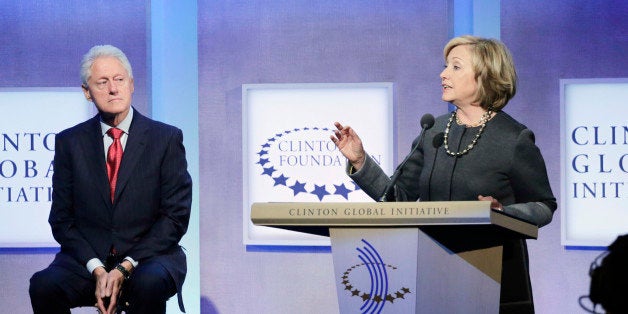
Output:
top-left (444, 110), bottom-right (493, 156)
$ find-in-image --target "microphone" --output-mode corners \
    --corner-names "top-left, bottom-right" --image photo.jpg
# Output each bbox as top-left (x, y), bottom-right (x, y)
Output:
top-left (379, 114), bottom-right (435, 202)
top-left (426, 132), bottom-right (444, 201)
top-left (432, 132), bottom-right (444, 148)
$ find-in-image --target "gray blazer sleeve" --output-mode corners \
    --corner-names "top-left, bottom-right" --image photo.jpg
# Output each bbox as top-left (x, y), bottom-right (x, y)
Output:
top-left (501, 129), bottom-right (555, 227)
top-left (346, 154), bottom-right (391, 201)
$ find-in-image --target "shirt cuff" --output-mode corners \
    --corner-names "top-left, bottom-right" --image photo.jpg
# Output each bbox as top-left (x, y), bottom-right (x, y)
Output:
top-left (124, 256), bottom-right (139, 268)
top-left (86, 258), bottom-right (105, 274)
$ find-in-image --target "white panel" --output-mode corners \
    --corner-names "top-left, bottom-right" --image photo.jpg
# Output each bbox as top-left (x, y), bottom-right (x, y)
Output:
top-left (242, 83), bottom-right (394, 246)
top-left (560, 79), bottom-right (628, 246)
top-left (0, 88), bottom-right (94, 247)
top-left (330, 228), bottom-right (418, 313)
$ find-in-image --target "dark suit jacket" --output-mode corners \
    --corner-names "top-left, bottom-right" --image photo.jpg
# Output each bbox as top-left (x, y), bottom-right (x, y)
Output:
top-left (48, 109), bottom-right (192, 311)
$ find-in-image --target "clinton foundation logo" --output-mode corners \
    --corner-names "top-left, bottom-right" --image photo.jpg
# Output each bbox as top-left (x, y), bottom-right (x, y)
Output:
top-left (340, 239), bottom-right (411, 313)
top-left (255, 126), bottom-right (381, 201)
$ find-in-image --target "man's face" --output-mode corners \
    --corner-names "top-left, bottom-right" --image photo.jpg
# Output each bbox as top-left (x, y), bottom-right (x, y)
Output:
top-left (82, 56), bottom-right (134, 121)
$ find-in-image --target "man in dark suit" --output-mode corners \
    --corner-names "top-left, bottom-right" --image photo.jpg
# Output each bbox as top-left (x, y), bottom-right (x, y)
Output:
top-left (29, 45), bottom-right (192, 314)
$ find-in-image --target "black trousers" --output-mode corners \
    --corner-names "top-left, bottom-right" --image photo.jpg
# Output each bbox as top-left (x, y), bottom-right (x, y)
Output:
top-left (29, 259), bottom-right (177, 314)
top-left (500, 239), bottom-right (535, 314)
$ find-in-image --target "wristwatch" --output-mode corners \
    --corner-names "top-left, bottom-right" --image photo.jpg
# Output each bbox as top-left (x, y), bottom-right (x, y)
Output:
top-left (115, 264), bottom-right (131, 280)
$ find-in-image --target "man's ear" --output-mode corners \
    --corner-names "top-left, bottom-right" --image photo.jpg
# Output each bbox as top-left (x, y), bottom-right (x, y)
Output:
top-left (81, 84), bottom-right (92, 101)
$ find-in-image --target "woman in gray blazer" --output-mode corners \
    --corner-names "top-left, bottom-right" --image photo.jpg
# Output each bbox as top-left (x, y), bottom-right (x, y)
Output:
top-left (331, 35), bottom-right (556, 314)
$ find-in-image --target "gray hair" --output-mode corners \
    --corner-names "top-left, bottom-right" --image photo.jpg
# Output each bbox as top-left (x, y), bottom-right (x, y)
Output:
top-left (80, 45), bottom-right (133, 86)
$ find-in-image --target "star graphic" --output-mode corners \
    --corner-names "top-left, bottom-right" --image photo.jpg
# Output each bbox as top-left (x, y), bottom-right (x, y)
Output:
top-left (289, 180), bottom-right (307, 196)
top-left (256, 127), bottom-right (375, 209)
top-left (351, 181), bottom-right (361, 191)
top-left (261, 166), bottom-right (276, 176)
top-left (333, 183), bottom-right (352, 200)
top-left (257, 158), bottom-right (270, 166)
top-left (339, 262), bottom-right (408, 306)
top-left (273, 174), bottom-right (289, 186)
top-left (311, 184), bottom-right (330, 201)
top-left (361, 293), bottom-right (371, 301)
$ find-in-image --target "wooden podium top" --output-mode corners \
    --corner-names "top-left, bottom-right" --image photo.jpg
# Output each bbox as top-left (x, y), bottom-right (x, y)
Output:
top-left (251, 201), bottom-right (538, 239)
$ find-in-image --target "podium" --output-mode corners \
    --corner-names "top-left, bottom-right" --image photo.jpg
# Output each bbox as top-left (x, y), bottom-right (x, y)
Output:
top-left (251, 201), bottom-right (537, 314)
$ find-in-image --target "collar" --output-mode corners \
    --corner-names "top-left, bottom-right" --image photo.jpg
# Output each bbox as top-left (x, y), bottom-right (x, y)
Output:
top-left (100, 107), bottom-right (134, 136)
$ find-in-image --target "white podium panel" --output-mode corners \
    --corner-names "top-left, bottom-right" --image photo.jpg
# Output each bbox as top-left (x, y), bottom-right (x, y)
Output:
top-left (252, 201), bottom-right (537, 313)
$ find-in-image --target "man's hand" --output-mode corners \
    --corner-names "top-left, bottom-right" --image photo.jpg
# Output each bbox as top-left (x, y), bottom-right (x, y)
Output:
top-left (93, 266), bottom-right (125, 314)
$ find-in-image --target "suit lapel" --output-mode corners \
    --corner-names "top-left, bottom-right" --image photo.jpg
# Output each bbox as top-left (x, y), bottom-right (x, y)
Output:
top-left (113, 111), bottom-right (148, 205)
top-left (81, 116), bottom-right (112, 206)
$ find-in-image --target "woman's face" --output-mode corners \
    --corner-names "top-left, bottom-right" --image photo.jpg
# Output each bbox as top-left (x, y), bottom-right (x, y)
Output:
top-left (440, 45), bottom-right (478, 107)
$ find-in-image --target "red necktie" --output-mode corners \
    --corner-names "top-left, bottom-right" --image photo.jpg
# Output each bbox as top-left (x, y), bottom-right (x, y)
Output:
top-left (106, 128), bottom-right (124, 202)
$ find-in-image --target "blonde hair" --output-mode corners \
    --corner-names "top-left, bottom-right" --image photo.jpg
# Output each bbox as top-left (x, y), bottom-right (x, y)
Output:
top-left (443, 35), bottom-right (517, 110)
